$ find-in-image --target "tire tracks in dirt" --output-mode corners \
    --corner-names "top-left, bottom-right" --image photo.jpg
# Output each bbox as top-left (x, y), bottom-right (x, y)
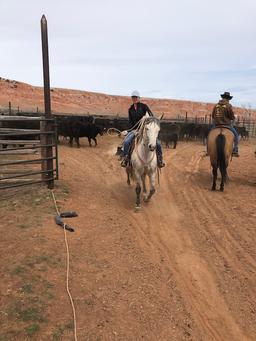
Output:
top-left (58, 138), bottom-right (256, 340)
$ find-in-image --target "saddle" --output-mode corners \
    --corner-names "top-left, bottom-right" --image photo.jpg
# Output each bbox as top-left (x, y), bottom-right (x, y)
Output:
top-left (126, 136), bottom-right (164, 167)
top-left (212, 124), bottom-right (232, 132)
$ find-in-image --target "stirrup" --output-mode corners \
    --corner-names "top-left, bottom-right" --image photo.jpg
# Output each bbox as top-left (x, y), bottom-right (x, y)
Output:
top-left (121, 156), bottom-right (129, 167)
top-left (157, 160), bottom-right (165, 168)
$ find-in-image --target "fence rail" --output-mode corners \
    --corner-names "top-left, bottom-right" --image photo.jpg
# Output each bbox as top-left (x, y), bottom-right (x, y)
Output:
top-left (0, 115), bottom-right (58, 190)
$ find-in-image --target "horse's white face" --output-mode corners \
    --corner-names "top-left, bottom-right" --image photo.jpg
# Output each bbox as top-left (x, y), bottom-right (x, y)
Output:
top-left (144, 121), bottom-right (160, 152)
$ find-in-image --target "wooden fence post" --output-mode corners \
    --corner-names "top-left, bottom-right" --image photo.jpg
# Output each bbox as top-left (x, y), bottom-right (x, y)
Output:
top-left (41, 15), bottom-right (54, 189)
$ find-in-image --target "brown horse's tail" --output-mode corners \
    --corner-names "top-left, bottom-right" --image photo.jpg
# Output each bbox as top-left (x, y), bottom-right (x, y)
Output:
top-left (216, 133), bottom-right (227, 180)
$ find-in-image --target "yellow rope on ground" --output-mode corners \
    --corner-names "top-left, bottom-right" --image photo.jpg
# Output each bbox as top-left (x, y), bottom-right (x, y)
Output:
top-left (51, 190), bottom-right (78, 341)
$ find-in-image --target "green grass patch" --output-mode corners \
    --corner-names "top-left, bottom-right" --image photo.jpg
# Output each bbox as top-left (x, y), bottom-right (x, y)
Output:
top-left (24, 324), bottom-right (40, 337)
top-left (18, 307), bottom-right (45, 323)
top-left (51, 325), bottom-right (64, 341)
top-left (11, 266), bottom-right (26, 276)
top-left (42, 280), bottom-right (55, 300)
top-left (65, 321), bottom-right (74, 330)
top-left (0, 330), bottom-right (21, 341)
top-left (51, 321), bottom-right (74, 340)
top-left (21, 283), bottom-right (33, 294)
top-left (25, 254), bottom-right (61, 269)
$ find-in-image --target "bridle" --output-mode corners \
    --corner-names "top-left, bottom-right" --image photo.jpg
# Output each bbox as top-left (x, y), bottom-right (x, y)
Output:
top-left (135, 118), bottom-right (160, 166)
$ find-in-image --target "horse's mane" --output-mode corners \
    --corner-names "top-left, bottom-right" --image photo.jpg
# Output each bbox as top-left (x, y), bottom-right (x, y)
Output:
top-left (136, 115), bottom-right (160, 143)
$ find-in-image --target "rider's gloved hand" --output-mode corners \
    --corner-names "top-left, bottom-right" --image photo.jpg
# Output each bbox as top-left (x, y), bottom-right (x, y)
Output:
top-left (121, 130), bottom-right (128, 136)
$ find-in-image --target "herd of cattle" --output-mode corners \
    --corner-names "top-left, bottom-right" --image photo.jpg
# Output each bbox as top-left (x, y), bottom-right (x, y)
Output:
top-left (56, 116), bottom-right (250, 149)
top-left (0, 115), bottom-right (250, 149)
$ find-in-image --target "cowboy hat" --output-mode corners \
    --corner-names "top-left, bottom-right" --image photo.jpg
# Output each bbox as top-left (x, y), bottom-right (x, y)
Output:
top-left (221, 91), bottom-right (233, 100)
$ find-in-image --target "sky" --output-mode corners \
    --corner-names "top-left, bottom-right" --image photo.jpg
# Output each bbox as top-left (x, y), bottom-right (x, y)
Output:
top-left (0, 0), bottom-right (256, 108)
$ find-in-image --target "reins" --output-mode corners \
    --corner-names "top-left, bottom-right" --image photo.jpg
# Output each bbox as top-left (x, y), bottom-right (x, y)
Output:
top-left (134, 116), bottom-right (159, 167)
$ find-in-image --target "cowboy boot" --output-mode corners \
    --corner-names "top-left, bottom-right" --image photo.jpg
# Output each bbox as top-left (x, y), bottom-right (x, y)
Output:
top-left (157, 154), bottom-right (165, 168)
top-left (121, 155), bottom-right (129, 167)
top-left (232, 151), bottom-right (239, 157)
top-left (232, 147), bottom-right (239, 157)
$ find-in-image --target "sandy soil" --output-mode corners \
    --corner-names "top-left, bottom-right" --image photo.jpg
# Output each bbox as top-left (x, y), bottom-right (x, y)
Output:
top-left (1, 136), bottom-right (256, 340)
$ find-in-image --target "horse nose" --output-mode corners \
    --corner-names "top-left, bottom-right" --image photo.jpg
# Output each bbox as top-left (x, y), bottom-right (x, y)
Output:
top-left (149, 144), bottom-right (156, 151)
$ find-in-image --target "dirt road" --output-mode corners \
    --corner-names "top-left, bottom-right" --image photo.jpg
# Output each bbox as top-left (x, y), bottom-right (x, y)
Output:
top-left (55, 136), bottom-right (256, 340)
top-left (1, 136), bottom-right (255, 340)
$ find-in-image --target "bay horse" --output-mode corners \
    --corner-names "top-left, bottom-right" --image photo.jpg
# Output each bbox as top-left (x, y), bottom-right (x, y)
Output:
top-left (207, 127), bottom-right (234, 191)
top-left (126, 113), bottom-right (160, 209)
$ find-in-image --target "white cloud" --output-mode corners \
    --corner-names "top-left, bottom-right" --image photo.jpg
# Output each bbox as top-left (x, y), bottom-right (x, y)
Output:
top-left (0, 0), bottom-right (255, 107)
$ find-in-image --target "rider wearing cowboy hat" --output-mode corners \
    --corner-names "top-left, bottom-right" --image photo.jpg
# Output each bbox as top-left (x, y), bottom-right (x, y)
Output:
top-left (120, 90), bottom-right (165, 167)
top-left (211, 91), bottom-right (239, 156)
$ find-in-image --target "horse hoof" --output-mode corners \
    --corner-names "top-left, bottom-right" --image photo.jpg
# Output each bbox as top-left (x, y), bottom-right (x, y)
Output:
top-left (211, 187), bottom-right (216, 191)
top-left (220, 187), bottom-right (224, 192)
top-left (135, 206), bottom-right (141, 211)
top-left (143, 197), bottom-right (150, 203)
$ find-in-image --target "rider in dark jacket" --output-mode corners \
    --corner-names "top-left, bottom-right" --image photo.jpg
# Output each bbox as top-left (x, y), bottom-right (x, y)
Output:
top-left (121, 90), bottom-right (165, 167)
top-left (211, 91), bottom-right (239, 156)
top-left (128, 102), bottom-right (153, 128)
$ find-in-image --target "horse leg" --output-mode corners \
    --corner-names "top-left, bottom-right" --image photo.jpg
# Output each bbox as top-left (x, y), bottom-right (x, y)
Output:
top-left (126, 167), bottom-right (131, 186)
top-left (93, 138), bottom-right (97, 146)
top-left (220, 167), bottom-right (226, 192)
top-left (134, 170), bottom-right (142, 208)
top-left (211, 165), bottom-right (217, 191)
top-left (135, 182), bottom-right (141, 208)
top-left (88, 137), bottom-right (92, 147)
top-left (145, 172), bottom-right (156, 202)
top-left (142, 174), bottom-right (147, 200)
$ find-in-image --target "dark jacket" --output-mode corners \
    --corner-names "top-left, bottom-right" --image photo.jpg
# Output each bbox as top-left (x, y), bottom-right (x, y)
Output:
top-left (128, 102), bottom-right (153, 129)
top-left (212, 99), bottom-right (235, 126)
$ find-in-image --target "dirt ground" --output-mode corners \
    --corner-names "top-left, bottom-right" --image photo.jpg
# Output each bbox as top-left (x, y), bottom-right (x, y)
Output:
top-left (0, 136), bottom-right (256, 340)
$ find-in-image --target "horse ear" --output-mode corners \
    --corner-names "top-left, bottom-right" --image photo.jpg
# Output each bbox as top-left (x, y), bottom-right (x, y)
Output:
top-left (145, 112), bottom-right (150, 118)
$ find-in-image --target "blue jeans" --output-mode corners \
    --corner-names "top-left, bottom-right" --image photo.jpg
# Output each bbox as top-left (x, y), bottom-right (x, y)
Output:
top-left (230, 127), bottom-right (239, 152)
top-left (122, 131), bottom-right (163, 157)
top-left (209, 124), bottom-right (239, 153)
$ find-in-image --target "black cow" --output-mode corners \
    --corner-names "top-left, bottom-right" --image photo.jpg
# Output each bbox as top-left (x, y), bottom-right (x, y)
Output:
top-left (159, 131), bottom-right (178, 149)
top-left (56, 117), bottom-right (73, 143)
top-left (235, 126), bottom-right (249, 139)
top-left (70, 122), bottom-right (104, 147)
top-left (179, 123), bottom-right (196, 140)
top-left (158, 123), bottom-right (179, 149)
top-left (159, 121), bottom-right (180, 149)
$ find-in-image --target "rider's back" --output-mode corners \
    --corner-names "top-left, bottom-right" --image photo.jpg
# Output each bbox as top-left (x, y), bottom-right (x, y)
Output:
top-left (212, 99), bottom-right (235, 126)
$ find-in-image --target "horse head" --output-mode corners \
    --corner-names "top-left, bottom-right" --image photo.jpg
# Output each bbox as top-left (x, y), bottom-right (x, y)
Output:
top-left (143, 117), bottom-right (160, 152)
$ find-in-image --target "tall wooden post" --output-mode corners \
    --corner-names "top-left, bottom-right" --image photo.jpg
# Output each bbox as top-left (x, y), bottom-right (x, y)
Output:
top-left (41, 15), bottom-right (54, 189)
top-left (9, 101), bottom-right (12, 115)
